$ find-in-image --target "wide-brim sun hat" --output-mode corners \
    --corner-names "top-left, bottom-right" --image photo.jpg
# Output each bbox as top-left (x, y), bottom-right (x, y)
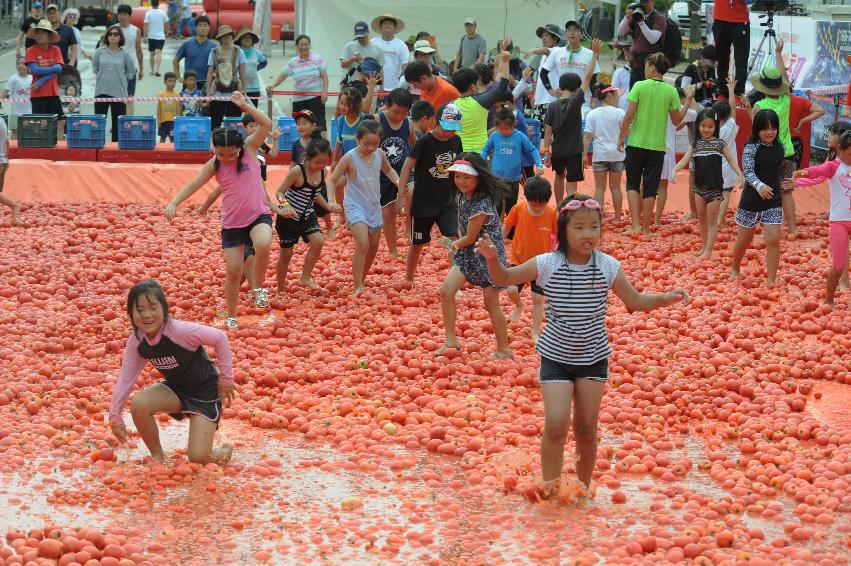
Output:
top-left (235, 26), bottom-right (259, 44)
top-left (215, 24), bottom-right (235, 40)
top-left (751, 66), bottom-right (790, 96)
top-left (536, 24), bottom-right (565, 42)
top-left (371, 13), bottom-right (404, 34)
top-left (26, 19), bottom-right (60, 43)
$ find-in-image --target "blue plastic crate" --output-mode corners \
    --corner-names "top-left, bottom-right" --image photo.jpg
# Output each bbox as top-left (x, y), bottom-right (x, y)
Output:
top-left (222, 116), bottom-right (246, 137)
top-left (277, 115), bottom-right (299, 150)
top-left (118, 115), bottom-right (156, 150)
top-left (66, 114), bottom-right (106, 149)
top-left (174, 116), bottom-right (211, 151)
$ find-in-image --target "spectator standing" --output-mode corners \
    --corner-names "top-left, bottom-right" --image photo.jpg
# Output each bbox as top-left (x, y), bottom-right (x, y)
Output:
top-left (677, 45), bottom-right (720, 103)
top-left (454, 17), bottom-right (486, 70)
top-left (177, 0), bottom-right (195, 37)
top-left (618, 0), bottom-right (666, 87)
top-left (167, 0), bottom-right (180, 39)
top-left (116, 5), bottom-right (143, 114)
top-left (266, 34), bottom-right (329, 132)
top-left (62, 9), bottom-right (91, 63)
top-left (611, 38), bottom-right (632, 110)
top-left (540, 20), bottom-right (600, 115)
top-left (173, 15), bottom-right (215, 94)
top-left (93, 25), bottom-right (135, 142)
top-left (206, 25), bottom-right (246, 129)
top-left (340, 21), bottom-right (386, 87)
top-left (712, 0), bottom-right (749, 95)
top-left (46, 3), bottom-right (77, 66)
top-left (529, 24), bottom-right (565, 109)
top-left (370, 14), bottom-right (408, 92)
top-left (25, 20), bottom-right (64, 135)
top-left (16, 1), bottom-right (43, 57)
top-left (2, 58), bottom-right (33, 140)
top-left (144, 0), bottom-right (169, 76)
top-left (236, 27), bottom-right (267, 107)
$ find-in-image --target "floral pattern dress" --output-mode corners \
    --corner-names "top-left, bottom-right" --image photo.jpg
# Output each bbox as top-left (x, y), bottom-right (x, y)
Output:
top-left (454, 191), bottom-right (506, 289)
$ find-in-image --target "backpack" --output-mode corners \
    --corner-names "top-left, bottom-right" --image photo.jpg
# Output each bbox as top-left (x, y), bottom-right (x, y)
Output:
top-left (647, 12), bottom-right (683, 68)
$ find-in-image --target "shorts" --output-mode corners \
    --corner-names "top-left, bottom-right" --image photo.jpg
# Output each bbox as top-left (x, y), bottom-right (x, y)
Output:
top-left (624, 146), bottom-right (665, 199)
top-left (148, 38), bottom-right (165, 52)
top-left (550, 153), bottom-right (584, 182)
top-left (127, 76), bottom-right (137, 96)
top-left (380, 182), bottom-right (398, 208)
top-left (158, 121), bottom-right (174, 141)
top-left (828, 221), bottom-right (851, 272)
top-left (722, 186), bottom-right (734, 193)
top-left (410, 207), bottom-right (459, 245)
top-left (592, 160), bottom-right (625, 173)
top-left (539, 354), bottom-right (609, 383)
top-left (694, 186), bottom-right (723, 203)
top-left (30, 96), bottom-right (64, 118)
top-left (221, 213), bottom-right (272, 249)
top-left (661, 150), bottom-right (676, 183)
top-left (780, 158), bottom-right (796, 193)
top-left (735, 207), bottom-right (782, 229)
top-left (512, 265), bottom-right (545, 294)
top-left (313, 185), bottom-right (331, 218)
top-left (275, 212), bottom-right (321, 248)
top-left (160, 382), bottom-right (222, 425)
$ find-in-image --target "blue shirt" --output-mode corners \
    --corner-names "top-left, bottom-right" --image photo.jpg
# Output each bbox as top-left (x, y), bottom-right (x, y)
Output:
top-left (180, 87), bottom-right (201, 116)
top-left (241, 47), bottom-right (267, 92)
top-left (481, 129), bottom-right (541, 181)
top-left (336, 113), bottom-right (366, 156)
top-left (176, 38), bottom-right (216, 83)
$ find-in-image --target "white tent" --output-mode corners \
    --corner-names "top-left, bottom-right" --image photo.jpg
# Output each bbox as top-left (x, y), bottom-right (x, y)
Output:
top-left (294, 0), bottom-right (589, 89)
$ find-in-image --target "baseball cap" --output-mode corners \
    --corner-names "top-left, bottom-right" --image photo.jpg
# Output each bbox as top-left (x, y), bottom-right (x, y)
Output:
top-left (353, 21), bottom-right (368, 38)
top-left (32, 1), bottom-right (43, 7)
top-left (565, 20), bottom-right (581, 30)
top-left (46, 3), bottom-right (59, 10)
top-left (464, 17), bottom-right (476, 25)
top-left (437, 102), bottom-right (463, 131)
top-left (292, 109), bottom-right (317, 123)
top-left (413, 39), bottom-right (435, 54)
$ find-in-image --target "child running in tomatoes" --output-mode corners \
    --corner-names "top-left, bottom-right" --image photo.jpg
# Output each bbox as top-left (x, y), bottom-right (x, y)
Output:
top-left (109, 280), bottom-right (237, 465)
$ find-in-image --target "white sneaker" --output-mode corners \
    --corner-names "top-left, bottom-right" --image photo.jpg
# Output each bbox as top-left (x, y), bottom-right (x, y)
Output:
top-left (252, 288), bottom-right (269, 308)
top-left (225, 317), bottom-right (238, 329)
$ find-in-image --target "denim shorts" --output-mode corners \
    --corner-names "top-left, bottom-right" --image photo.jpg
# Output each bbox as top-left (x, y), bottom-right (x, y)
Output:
top-left (221, 214), bottom-right (272, 249)
top-left (539, 355), bottom-right (609, 383)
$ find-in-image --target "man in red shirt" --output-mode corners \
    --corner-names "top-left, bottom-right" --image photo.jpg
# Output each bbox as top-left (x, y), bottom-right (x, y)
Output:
top-left (25, 19), bottom-right (65, 132)
top-left (712, 0), bottom-right (750, 95)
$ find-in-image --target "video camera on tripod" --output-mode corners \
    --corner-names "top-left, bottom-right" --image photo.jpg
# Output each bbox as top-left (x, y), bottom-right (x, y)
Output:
top-left (746, 0), bottom-right (790, 79)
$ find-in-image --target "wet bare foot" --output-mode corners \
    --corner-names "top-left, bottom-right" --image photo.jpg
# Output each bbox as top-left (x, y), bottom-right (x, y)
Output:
top-left (151, 451), bottom-right (166, 464)
top-left (701, 250), bottom-right (713, 259)
top-left (823, 298), bottom-right (835, 306)
top-left (389, 251), bottom-right (398, 260)
top-left (682, 213), bottom-right (696, 221)
top-left (624, 226), bottom-right (640, 235)
top-left (436, 341), bottom-right (461, 355)
top-left (493, 348), bottom-right (513, 360)
top-left (730, 269), bottom-right (740, 279)
top-left (212, 443), bottom-right (234, 464)
top-left (276, 288), bottom-right (286, 298)
top-left (509, 306), bottom-right (522, 323)
top-left (640, 229), bottom-right (657, 238)
top-left (10, 203), bottom-right (20, 225)
top-left (839, 280), bottom-right (849, 292)
top-left (353, 284), bottom-right (365, 295)
top-left (767, 278), bottom-right (776, 287)
top-left (327, 228), bottom-right (337, 240)
top-left (297, 278), bottom-right (321, 290)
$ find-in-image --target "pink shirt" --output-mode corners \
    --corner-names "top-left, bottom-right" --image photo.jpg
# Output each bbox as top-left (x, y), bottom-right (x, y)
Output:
top-left (216, 153), bottom-right (271, 229)
top-left (108, 318), bottom-right (234, 424)
top-left (796, 159), bottom-right (851, 222)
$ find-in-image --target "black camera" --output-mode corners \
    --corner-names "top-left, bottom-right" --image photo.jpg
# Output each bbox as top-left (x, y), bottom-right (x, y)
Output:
top-left (628, 3), bottom-right (645, 22)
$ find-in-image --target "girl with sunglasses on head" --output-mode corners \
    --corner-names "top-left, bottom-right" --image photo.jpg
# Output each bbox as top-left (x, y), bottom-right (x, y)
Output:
top-left (476, 194), bottom-right (688, 499)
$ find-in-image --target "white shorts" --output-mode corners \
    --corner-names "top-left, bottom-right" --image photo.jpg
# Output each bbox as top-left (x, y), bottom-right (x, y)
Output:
top-left (661, 150), bottom-right (676, 183)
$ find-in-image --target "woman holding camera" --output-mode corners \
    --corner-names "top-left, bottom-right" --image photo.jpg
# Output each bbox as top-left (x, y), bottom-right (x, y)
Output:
top-left (617, 0), bottom-right (666, 87)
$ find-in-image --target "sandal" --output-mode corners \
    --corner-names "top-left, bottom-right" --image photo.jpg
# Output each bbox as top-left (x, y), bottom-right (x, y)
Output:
top-left (225, 317), bottom-right (238, 329)
top-left (252, 288), bottom-right (269, 308)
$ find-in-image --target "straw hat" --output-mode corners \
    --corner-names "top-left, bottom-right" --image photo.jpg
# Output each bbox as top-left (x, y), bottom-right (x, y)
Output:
top-left (751, 66), bottom-right (790, 96)
top-left (215, 24), bottom-right (235, 40)
top-left (235, 26), bottom-right (259, 44)
top-left (26, 19), bottom-right (60, 43)
top-left (371, 13), bottom-right (404, 34)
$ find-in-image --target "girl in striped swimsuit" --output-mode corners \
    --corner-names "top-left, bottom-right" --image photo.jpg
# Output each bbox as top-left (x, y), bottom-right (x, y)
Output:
top-left (476, 194), bottom-right (688, 498)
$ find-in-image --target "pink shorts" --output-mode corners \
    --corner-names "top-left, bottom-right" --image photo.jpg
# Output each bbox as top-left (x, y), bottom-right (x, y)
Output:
top-left (829, 221), bottom-right (851, 272)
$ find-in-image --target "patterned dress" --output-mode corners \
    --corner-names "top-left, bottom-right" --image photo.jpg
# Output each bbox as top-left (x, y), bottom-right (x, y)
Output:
top-left (454, 191), bottom-right (506, 288)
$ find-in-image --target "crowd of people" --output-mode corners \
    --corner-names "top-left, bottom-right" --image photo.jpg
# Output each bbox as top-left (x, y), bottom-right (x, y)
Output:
top-left (1, 10), bottom-right (849, 496)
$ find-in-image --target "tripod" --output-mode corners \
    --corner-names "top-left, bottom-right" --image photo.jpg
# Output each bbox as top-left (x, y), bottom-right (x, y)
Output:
top-left (747, 9), bottom-right (778, 78)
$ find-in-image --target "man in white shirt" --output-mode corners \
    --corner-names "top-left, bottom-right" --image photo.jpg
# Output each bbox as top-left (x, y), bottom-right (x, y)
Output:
top-left (144, 0), bottom-right (169, 76)
top-left (340, 21), bottom-right (386, 86)
top-left (370, 14), bottom-right (407, 92)
top-left (540, 20), bottom-right (600, 116)
top-left (117, 4), bottom-right (143, 114)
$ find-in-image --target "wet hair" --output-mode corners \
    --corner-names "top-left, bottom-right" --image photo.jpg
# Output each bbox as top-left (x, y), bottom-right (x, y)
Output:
top-left (555, 194), bottom-right (602, 258)
top-left (127, 280), bottom-right (169, 333)
top-left (838, 131), bottom-right (851, 152)
top-left (410, 100), bottom-right (435, 121)
top-left (241, 113), bottom-right (256, 126)
top-left (472, 63), bottom-right (494, 86)
top-left (749, 109), bottom-right (780, 145)
top-left (558, 72), bottom-right (581, 92)
top-left (494, 107), bottom-right (516, 126)
top-left (694, 107), bottom-right (720, 141)
top-left (294, 34), bottom-right (310, 45)
top-left (183, 69), bottom-right (197, 80)
top-left (386, 87), bottom-right (413, 110)
top-left (827, 121), bottom-right (851, 159)
top-left (645, 52), bottom-right (670, 75)
top-left (164, 71), bottom-right (177, 82)
top-left (104, 24), bottom-right (126, 47)
top-left (523, 176), bottom-right (552, 203)
top-left (712, 99), bottom-right (732, 122)
top-left (305, 137), bottom-right (332, 161)
top-left (195, 15), bottom-right (210, 26)
top-left (404, 61), bottom-right (433, 83)
top-left (452, 68), bottom-right (479, 94)
top-left (449, 152), bottom-right (508, 205)
top-left (592, 82), bottom-right (614, 101)
top-left (211, 127), bottom-right (246, 172)
top-left (355, 119), bottom-right (381, 140)
top-left (117, 4), bottom-right (132, 16)
top-left (340, 87), bottom-right (363, 116)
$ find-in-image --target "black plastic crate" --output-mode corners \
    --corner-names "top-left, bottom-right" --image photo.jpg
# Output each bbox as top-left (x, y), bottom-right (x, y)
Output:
top-left (18, 114), bottom-right (58, 148)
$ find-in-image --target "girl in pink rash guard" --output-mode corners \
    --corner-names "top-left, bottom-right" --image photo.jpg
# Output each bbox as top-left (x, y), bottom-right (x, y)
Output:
top-left (109, 280), bottom-right (238, 465)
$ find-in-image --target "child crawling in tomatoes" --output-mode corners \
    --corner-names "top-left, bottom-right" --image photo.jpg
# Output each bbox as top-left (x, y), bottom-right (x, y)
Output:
top-left (109, 279), bottom-right (237, 464)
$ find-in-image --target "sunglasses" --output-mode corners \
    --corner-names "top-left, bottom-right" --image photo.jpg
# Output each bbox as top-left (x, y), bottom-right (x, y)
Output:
top-left (559, 198), bottom-right (601, 213)
top-left (108, 32), bottom-right (120, 36)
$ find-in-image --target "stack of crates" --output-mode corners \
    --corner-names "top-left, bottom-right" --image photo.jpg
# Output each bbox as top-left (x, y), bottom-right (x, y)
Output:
top-left (118, 116), bottom-right (156, 150)
top-left (66, 115), bottom-right (107, 149)
top-left (276, 115), bottom-right (299, 150)
top-left (17, 114), bottom-right (58, 148)
top-left (222, 116), bottom-right (246, 137)
top-left (174, 116), bottom-right (212, 151)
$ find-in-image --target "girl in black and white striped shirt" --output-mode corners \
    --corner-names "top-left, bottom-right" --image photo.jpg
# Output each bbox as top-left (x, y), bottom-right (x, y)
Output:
top-left (274, 138), bottom-right (341, 295)
top-left (476, 194), bottom-right (688, 497)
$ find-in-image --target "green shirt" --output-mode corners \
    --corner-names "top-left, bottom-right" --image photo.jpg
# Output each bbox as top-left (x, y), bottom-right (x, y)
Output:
top-left (755, 94), bottom-right (793, 157)
top-left (626, 78), bottom-right (680, 152)
top-left (455, 95), bottom-right (489, 153)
